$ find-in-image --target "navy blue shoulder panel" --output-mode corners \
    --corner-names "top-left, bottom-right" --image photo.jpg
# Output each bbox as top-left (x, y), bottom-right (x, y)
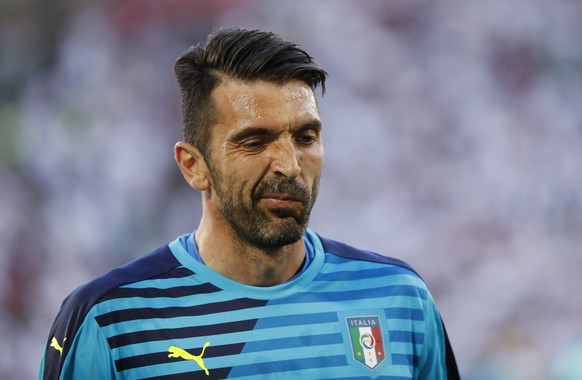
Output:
top-left (63, 245), bottom-right (181, 309)
top-left (318, 235), bottom-right (421, 278)
top-left (42, 245), bottom-right (180, 379)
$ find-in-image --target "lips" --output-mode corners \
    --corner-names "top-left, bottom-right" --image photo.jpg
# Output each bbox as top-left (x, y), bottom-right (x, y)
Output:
top-left (260, 194), bottom-right (302, 202)
top-left (259, 195), bottom-right (304, 211)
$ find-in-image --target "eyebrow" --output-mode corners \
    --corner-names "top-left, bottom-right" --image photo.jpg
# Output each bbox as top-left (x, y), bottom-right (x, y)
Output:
top-left (228, 120), bottom-right (322, 142)
top-left (297, 120), bottom-right (323, 133)
top-left (228, 127), bottom-right (274, 143)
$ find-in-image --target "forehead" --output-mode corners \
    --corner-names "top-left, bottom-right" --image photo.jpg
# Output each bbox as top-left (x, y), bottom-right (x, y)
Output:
top-left (211, 79), bottom-right (320, 131)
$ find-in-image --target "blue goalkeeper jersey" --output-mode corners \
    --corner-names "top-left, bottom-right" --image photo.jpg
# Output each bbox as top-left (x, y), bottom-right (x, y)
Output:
top-left (39, 229), bottom-right (459, 379)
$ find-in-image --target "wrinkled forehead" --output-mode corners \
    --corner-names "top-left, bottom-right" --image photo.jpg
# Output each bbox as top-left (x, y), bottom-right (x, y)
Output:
top-left (211, 79), bottom-right (320, 128)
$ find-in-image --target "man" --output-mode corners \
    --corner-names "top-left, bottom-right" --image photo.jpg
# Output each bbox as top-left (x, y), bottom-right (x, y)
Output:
top-left (40, 28), bottom-right (459, 379)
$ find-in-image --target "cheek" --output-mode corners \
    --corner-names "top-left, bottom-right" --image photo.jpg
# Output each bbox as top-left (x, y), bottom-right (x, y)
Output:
top-left (222, 164), bottom-right (259, 196)
top-left (301, 147), bottom-right (324, 176)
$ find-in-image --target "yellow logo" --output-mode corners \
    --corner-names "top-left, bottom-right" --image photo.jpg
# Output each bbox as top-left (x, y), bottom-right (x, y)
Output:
top-left (50, 337), bottom-right (66, 356)
top-left (168, 342), bottom-right (210, 376)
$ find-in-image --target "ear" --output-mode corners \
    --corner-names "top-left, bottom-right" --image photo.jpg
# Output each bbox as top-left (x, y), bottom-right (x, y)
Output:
top-left (174, 141), bottom-right (212, 191)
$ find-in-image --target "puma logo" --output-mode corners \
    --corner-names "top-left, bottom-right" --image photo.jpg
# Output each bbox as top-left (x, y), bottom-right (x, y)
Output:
top-left (50, 337), bottom-right (66, 356)
top-left (168, 342), bottom-right (210, 376)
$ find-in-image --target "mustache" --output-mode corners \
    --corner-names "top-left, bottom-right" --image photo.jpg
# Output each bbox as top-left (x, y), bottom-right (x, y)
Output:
top-left (253, 177), bottom-right (311, 203)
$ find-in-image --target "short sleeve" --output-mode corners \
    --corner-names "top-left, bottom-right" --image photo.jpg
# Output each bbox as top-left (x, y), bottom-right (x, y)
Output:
top-left (39, 310), bottom-right (116, 380)
top-left (416, 292), bottom-right (448, 379)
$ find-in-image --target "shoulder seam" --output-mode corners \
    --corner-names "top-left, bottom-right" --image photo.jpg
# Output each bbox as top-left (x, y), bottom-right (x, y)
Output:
top-left (316, 234), bottom-right (421, 278)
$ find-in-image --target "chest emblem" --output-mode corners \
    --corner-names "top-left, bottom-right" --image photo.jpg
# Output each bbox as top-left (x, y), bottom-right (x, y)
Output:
top-left (168, 342), bottom-right (210, 376)
top-left (346, 316), bottom-right (386, 369)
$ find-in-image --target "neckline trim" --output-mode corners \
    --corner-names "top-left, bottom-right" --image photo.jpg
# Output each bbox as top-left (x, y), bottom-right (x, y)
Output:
top-left (168, 229), bottom-right (325, 300)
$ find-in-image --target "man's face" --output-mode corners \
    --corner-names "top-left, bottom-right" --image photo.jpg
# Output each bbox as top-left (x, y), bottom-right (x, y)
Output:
top-left (206, 79), bottom-right (324, 248)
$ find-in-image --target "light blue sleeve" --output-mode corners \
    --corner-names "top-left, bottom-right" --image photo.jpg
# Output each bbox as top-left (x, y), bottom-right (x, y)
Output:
top-left (416, 292), bottom-right (448, 379)
top-left (38, 348), bottom-right (46, 379)
top-left (58, 312), bottom-right (117, 380)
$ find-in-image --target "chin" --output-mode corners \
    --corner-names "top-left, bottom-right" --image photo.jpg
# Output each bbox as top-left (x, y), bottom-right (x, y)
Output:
top-left (245, 223), bottom-right (307, 249)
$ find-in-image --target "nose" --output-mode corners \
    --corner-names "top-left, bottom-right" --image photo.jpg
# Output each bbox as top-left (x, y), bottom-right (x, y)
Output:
top-left (270, 139), bottom-right (301, 179)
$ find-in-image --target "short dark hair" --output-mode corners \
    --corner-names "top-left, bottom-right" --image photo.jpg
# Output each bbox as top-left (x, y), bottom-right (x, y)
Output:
top-left (174, 28), bottom-right (328, 158)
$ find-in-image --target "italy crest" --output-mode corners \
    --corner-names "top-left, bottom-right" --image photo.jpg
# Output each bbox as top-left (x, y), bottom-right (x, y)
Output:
top-left (345, 315), bottom-right (386, 369)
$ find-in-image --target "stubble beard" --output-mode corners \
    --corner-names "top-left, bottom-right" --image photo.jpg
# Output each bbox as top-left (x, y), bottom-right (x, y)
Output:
top-left (212, 171), bottom-right (320, 250)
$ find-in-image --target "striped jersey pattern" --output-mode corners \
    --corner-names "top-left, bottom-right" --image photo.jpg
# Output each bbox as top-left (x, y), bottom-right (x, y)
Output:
top-left (40, 230), bottom-right (456, 379)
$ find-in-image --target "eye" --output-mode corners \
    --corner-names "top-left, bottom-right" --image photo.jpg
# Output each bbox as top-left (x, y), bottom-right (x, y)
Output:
top-left (295, 131), bottom-right (318, 145)
top-left (241, 139), bottom-right (268, 151)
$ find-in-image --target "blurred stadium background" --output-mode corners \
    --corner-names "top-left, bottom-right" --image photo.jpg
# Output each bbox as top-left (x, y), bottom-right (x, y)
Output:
top-left (1, 1), bottom-right (582, 378)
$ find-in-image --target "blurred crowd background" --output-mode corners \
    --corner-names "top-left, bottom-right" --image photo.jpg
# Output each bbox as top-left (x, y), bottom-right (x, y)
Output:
top-left (1, 0), bottom-right (582, 379)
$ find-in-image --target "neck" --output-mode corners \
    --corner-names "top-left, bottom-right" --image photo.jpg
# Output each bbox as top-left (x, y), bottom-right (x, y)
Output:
top-left (194, 213), bottom-right (306, 287)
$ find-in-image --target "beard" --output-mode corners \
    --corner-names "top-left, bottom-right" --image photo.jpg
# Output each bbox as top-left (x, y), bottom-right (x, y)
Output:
top-left (211, 170), bottom-right (319, 249)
